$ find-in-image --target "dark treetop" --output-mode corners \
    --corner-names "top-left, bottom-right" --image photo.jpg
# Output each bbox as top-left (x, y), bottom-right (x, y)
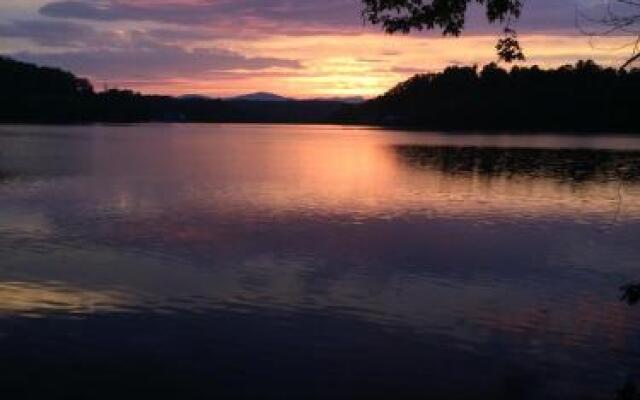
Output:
top-left (341, 60), bottom-right (640, 132)
top-left (362, 0), bottom-right (525, 61)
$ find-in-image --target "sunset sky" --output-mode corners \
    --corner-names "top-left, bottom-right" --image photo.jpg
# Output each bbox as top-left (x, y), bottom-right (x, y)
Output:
top-left (0, 0), bottom-right (637, 98)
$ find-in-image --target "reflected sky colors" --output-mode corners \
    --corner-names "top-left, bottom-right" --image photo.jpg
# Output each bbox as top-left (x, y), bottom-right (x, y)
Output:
top-left (1, 124), bottom-right (640, 398)
top-left (1, 0), bottom-right (639, 96)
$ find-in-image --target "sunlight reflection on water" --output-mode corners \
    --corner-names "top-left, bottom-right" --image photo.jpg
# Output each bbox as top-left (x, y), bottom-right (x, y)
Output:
top-left (1, 124), bottom-right (640, 399)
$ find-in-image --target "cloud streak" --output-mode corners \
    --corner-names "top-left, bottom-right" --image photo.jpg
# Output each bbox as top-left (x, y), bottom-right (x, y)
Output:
top-left (0, 19), bottom-right (103, 47)
top-left (13, 41), bottom-right (301, 82)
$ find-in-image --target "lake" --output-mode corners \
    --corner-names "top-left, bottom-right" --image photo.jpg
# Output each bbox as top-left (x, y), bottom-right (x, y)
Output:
top-left (1, 124), bottom-right (640, 399)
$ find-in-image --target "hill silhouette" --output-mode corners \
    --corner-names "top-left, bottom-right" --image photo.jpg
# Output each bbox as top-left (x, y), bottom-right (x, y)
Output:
top-left (342, 60), bottom-right (640, 132)
top-left (0, 57), bottom-right (348, 124)
top-left (230, 92), bottom-right (292, 102)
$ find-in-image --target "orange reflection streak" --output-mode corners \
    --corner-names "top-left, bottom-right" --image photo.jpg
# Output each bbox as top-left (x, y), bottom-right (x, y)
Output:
top-left (164, 127), bottom-right (640, 220)
top-left (0, 282), bottom-right (132, 316)
top-left (82, 125), bottom-right (640, 220)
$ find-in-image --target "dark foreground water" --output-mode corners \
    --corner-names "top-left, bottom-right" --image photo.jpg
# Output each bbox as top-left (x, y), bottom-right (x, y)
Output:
top-left (1, 124), bottom-right (640, 399)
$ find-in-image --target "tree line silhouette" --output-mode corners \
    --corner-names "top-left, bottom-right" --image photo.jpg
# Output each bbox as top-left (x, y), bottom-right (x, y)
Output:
top-left (2, 56), bottom-right (640, 132)
top-left (342, 60), bottom-right (640, 132)
top-left (0, 56), bottom-right (346, 124)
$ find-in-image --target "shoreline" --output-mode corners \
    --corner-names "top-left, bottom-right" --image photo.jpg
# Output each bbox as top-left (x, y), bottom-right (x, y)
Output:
top-left (1, 120), bottom-right (639, 136)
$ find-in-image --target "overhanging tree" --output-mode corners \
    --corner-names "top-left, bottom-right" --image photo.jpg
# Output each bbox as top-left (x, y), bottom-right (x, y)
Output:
top-left (362, 0), bottom-right (525, 62)
top-left (362, 0), bottom-right (640, 67)
top-left (577, 0), bottom-right (640, 69)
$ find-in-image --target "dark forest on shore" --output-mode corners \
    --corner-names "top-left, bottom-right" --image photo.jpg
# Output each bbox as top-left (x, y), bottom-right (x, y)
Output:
top-left (0, 57), bottom-right (347, 124)
top-left (2, 56), bottom-right (639, 132)
top-left (341, 60), bottom-right (640, 132)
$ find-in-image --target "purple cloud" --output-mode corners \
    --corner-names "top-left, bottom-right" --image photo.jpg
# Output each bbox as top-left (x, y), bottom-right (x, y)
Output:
top-left (37, 0), bottom-right (608, 35)
top-left (13, 42), bottom-right (301, 82)
top-left (39, 0), bottom-right (362, 33)
top-left (0, 19), bottom-right (103, 47)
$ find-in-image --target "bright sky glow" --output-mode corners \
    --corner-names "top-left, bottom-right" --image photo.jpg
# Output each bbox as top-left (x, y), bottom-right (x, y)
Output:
top-left (0, 0), bottom-right (636, 97)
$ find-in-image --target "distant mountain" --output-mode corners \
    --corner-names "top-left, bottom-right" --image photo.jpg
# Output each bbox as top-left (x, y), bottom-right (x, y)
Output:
top-left (229, 92), bottom-right (292, 102)
top-left (228, 92), bottom-right (365, 104)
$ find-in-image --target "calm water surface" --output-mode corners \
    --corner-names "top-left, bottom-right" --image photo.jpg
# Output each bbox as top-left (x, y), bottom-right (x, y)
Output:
top-left (1, 124), bottom-right (640, 399)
